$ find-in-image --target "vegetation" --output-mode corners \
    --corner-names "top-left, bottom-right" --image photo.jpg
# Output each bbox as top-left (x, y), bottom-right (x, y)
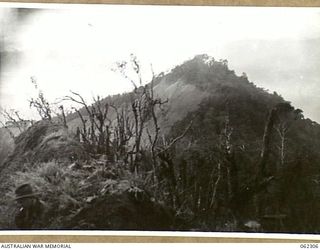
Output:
top-left (0, 54), bottom-right (320, 232)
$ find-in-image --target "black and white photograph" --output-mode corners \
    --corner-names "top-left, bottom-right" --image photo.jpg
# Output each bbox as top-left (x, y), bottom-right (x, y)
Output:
top-left (0, 3), bottom-right (320, 233)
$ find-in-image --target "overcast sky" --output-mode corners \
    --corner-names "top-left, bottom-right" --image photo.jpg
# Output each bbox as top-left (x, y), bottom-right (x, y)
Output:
top-left (0, 4), bottom-right (320, 122)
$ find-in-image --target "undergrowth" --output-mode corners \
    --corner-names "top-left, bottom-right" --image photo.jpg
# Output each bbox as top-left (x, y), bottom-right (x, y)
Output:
top-left (1, 159), bottom-right (145, 229)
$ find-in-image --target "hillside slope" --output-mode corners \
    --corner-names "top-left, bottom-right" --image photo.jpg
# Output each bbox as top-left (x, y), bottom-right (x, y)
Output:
top-left (1, 54), bottom-right (320, 232)
top-left (164, 56), bottom-right (320, 233)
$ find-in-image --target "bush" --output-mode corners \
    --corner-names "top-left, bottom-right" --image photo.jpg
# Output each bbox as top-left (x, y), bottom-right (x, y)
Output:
top-left (0, 129), bottom-right (14, 167)
top-left (0, 157), bottom-right (160, 229)
top-left (1, 161), bottom-right (88, 228)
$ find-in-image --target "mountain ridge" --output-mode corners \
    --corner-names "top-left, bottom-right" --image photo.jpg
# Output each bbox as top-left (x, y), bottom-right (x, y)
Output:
top-left (66, 54), bottom-right (300, 134)
top-left (0, 54), bottom-right (320, 232)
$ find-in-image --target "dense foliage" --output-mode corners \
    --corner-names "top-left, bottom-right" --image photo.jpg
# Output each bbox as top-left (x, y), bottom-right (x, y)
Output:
top-left (164, 56), bottom-right (320, 232)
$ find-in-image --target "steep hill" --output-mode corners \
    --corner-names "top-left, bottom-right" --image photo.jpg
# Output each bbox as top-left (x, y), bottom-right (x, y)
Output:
top-left (66, 54), bottom-right (287, 132)
top-left (1, 54), bottom-right (320, 232)
top-left (163, 55), bottom-right (320, 233)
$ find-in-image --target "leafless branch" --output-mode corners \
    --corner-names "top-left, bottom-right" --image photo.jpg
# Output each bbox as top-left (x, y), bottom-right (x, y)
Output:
top-left (157, 120), bottom-right (193, 155)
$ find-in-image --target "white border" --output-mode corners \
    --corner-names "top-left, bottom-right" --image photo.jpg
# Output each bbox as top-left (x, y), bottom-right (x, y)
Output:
top-left (0, 1), bottom-right (314, 9)
top-left (0, 231), bottom-right (318, 240)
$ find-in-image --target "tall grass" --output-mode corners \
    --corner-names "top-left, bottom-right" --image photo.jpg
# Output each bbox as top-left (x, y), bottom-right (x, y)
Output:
top-left (0, 158), bottom-right (145, 229)
top-left (0, 129), bottom-right (14, 167)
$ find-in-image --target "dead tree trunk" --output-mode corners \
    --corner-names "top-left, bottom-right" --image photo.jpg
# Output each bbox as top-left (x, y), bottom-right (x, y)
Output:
top-left (259, 107), bottom-right (277, 178)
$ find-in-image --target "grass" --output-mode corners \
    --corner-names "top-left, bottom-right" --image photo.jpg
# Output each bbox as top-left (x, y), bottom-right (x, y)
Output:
top-left (0, 129), bottom-right (14, 167)
top-left (0, 157), bottom-right (148, 229)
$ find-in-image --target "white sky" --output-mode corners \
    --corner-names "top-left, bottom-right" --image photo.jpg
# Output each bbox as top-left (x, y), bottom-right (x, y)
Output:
top-left (0, 4), bottom-right (320, 122)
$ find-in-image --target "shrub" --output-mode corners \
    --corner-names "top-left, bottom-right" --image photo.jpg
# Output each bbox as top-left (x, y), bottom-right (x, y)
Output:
top-left (0, 129), bottom-right (14, 167)
top-left (1, 161), bottom-right (88, 228)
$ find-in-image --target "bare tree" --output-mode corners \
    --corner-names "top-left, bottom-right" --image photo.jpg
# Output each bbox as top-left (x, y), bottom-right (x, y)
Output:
top-left (57, 105), bottom-right (68, 129)
top-left (0, 109), bottom-right (32, 139)
top-left (274, 104), bottom-right (302, 167)
top-left (65, 91), bottom-right (113, 156)
top-left (113, 55), bottom-right (168, 174)
top-left (114, 56), bottom-right (197, 183)
top-left (111, 104), bottom-right (134, 162)
top-left (29, 77), bottom-right (52, 121)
